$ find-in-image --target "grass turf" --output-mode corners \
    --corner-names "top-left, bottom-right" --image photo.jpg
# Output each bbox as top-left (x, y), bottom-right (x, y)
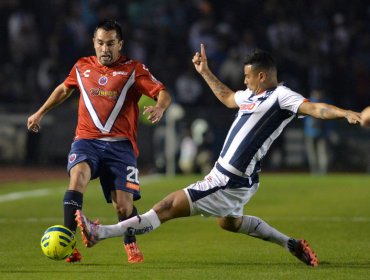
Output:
top-left (0, 173), bottom-right (369, 280)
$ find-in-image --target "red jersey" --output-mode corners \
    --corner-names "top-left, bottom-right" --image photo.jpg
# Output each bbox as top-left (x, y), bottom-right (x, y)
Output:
top-left (64, 55), bottom-right (165, 156)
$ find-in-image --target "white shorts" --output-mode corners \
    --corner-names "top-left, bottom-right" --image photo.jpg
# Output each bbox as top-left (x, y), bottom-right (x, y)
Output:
top-left (183, 167), bottom-right (259, 217)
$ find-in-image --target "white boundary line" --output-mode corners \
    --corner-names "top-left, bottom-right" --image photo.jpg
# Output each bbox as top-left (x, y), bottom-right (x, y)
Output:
top-left (0, 174), bottom-right (165, 203)
top-left (0, 189), bottom-right (53, 202)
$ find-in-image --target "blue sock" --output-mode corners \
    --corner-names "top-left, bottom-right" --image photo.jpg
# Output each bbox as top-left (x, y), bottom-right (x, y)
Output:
top-left (63, 190), bottom-right (83, 233)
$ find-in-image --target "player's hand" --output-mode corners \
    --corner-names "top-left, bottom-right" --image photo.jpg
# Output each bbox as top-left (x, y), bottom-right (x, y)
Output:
top-left (27, 113), bottom-right (42, 133)
top-left (192, 43), bottom-right (209, 74)
top-left (143, 105), bottom-right (165, 124)
top-left (344, 110), bottom-right (362, 125)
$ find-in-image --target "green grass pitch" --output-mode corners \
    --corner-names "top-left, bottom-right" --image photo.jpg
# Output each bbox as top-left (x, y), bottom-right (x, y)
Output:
top-left (0, 173), bottom-right (369, 280)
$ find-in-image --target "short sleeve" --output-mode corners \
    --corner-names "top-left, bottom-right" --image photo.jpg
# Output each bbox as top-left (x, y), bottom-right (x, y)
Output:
top-left (234, 89), bottom-right (253, 107)
top-left (134, 63), bottom-right (166, 99)
top-left (277, 86), bottom-right (308, 114)
top-left (63, 63), bottom-right (78, 88)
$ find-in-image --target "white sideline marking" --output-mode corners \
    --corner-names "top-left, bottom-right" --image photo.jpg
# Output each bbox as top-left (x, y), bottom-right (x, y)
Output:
top-left (0, 189), bottom-right (53, 202)
top-left (0, 174), bottom-right (164, 203)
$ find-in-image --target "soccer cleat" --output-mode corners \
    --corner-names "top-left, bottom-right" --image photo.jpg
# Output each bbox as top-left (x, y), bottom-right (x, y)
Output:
top-left (124, 242), bottom-right (144, 263)
top-left (75, 210), bottom-right (100, 248)
top-left (65, 247), bottom-right (82, 263)
top-left (288, 238), bottom-right (319, 267)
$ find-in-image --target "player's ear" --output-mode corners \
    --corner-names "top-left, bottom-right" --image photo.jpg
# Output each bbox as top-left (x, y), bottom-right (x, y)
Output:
top-left (258, 71), bottom-right (265, 82)
top-left (119, 40), bottom-right (123, 51)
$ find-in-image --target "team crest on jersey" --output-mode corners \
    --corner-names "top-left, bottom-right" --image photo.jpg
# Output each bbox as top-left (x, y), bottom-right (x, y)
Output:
top-left (98, 76), bottom-right (108, 86)
top-left (69, 153), bottom-right (77, 163)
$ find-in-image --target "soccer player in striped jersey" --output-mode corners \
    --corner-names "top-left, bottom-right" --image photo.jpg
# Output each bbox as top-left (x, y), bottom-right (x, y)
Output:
top-left (75, 44), bottom-right (361, 267)
top-left (27, 20), bottom-right (171, 263)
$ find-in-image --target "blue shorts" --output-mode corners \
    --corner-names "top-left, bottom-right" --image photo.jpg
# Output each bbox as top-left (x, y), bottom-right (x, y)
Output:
top-left (67, 139), bottom-right (140, 202)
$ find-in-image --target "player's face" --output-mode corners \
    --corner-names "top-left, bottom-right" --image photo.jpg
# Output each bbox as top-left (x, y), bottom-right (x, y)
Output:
top-left (93, 29), bottom-right (123, 66)
top-left (243, 65), bottom-right (265, 94)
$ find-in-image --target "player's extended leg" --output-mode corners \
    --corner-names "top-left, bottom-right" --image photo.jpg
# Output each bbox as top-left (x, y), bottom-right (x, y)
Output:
top-left (64, 161), bottom-right (91, 263)
top-left (75, 189), bottom-right (190, 246)
top-left (217, 216), bottom-right (318, 266)
top-left (64, 162), bottom-right (91, 231)
top-left (112, 190), bottom-right (143, 263)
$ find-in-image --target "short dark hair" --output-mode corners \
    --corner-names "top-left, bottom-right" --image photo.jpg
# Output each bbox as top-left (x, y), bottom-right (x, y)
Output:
top-left (244, 49), bottom-right (276, 72)
top-left (94, 19), bottom-right (123, 41)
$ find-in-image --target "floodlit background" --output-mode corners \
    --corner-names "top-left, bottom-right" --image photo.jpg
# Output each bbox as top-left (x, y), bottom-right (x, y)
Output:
top-left (0, 2), bottom-right (369, 278)
top-left (0, 0), bottom-right (369, 177)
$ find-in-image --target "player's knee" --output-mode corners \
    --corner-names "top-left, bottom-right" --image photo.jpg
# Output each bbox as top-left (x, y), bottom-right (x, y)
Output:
top-left (153, 197), bottom-right (174, 214)
top-left (69, 163), bottom-right (91, 188)
top-left (217, 217), bottom-right (242, 232)
top-left (218, 221), bottom-right (238, 232)
top-left (153, 190), bottom-right (190, 222)
top-left (114, 203), bottom-right (133, 219)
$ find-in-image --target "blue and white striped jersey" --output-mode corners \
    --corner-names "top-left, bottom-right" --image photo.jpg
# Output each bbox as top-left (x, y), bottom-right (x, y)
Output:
top-left (216, 85), bottom-right (307, 180)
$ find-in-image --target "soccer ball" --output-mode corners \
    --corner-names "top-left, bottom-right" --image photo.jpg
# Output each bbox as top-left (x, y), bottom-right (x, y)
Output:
top-left (40, 225), bottom-right (76, 260)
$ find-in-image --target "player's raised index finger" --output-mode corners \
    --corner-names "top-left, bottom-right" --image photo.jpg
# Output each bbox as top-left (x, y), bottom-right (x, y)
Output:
top-left (200, 43), bottom-right (207, 59)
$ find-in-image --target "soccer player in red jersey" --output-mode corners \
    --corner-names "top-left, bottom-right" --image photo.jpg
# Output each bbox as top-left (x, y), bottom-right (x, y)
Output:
top-left (27, 20), bottom-right (171, 263)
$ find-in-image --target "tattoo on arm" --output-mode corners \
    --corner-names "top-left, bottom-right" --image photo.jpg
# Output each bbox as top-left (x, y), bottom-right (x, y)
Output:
top-left (203, 72), bottom-right (233, 99)
top-left (319, 108), bottom-right (329, 118)
top-left (319, 106), bottom-right (340, 119)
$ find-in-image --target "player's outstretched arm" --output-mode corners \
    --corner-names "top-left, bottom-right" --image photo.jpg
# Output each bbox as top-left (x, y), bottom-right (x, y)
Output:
top-left (192, 44), bottom-right (237, 108)
top-left (298, 101), bottom-right (361, 124)
top-left (27, 83), bottom-right (74, 133)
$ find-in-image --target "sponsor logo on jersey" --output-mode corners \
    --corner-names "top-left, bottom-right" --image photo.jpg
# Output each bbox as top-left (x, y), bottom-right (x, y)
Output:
top-left (98, 76), bottom-right (108, 85)
top-left (90, 88), bottom-right (118, 99)
top-left (240, 102), bottom-right (256, 112)
top-left (113, 71), bottom-right (128, 76)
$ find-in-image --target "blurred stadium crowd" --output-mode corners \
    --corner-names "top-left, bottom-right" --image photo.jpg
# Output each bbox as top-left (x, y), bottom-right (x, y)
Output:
top-left (0, 0), bottom-right (369, 173)
top-left (0, 0), bottom-right (369, 111)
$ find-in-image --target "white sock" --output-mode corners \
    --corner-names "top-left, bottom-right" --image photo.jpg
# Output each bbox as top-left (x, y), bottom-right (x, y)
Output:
top-left (98, 209), bottom-right (161, 239)
top-left (238, 215), bottom-right (290, 249)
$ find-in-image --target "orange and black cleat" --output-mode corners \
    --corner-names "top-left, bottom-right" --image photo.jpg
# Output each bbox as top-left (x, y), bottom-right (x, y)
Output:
top-left (288, 239), bottom-right (319, 267)
top-left (65, 247), bottom-right (82, 263)
top-left (124, 242), bottom-right (144, 263)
